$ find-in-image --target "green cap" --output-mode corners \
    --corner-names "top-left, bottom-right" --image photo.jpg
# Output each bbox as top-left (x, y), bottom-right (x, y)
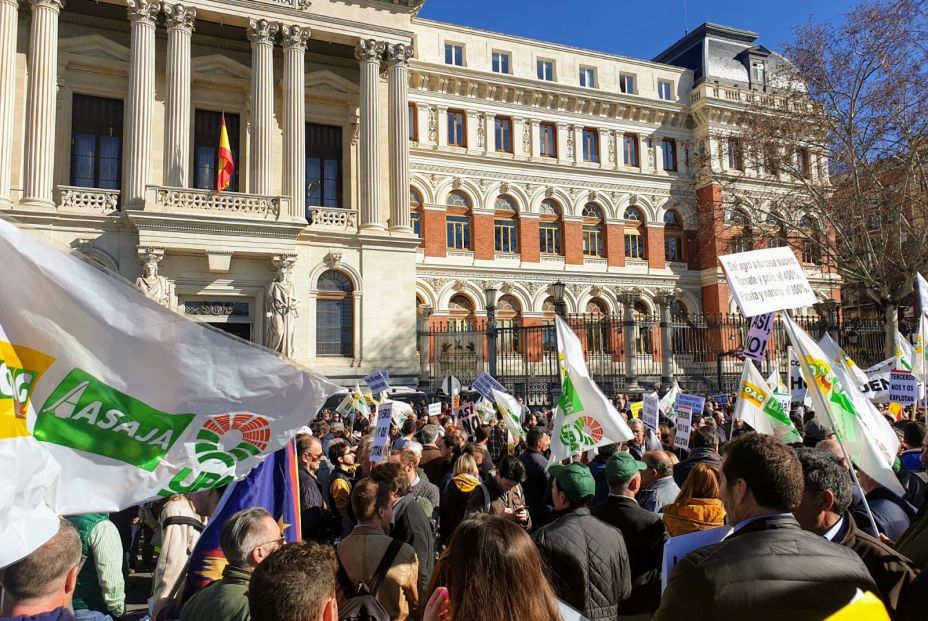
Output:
top-left (548, 462), bottom-right (595, 503)
top-left (605, 452), bottom-right (648, 483)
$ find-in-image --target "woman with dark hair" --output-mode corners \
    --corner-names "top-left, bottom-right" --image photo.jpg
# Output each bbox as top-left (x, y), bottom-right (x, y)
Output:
top-left (424, 513), bottom-right (561, 621)
top-left (661, 463), bottom-right (727, 536)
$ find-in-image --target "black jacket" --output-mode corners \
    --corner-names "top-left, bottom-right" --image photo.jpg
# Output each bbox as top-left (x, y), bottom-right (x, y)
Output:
top-left (590, 495), bottom-right (668, 614)
top-left (672, 447), bottom-right (721, 487)
top-left (654, 514), bottom-right (878, 621)
top-left (519, 448), bottom-right (550, 526)
top-left (533, 506), bottom-right (632, 621)
top-left (298, 466), bottom-right (333, 543)
top-left (391, 493), bottom-right (435, 599)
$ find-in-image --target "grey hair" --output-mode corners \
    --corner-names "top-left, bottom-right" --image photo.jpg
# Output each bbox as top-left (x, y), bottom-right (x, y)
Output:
top-left (406, 440), bottom-right (423, 456)
top-left (628, 419), bottom-right (644, 430)
top-left (795, 448), bottom-right (852, 514)
top-left (220, 507), bottom-right (274, 568)
top-left (420, 424), bottom-right (439, 445)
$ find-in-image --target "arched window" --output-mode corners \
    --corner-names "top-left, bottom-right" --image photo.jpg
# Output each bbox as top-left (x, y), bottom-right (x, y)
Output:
top-left (624, 206), bottom-right (646, 259)
top-left (663, 209), bottom-right (685, 262)
top-left (542, 297), bottom-right (558, 352)
top-left (582, 203), bottom-right (605, 258)
top-left (448, 294), bottom-right (475, 331)
top-left (764, 211), bottom-right (787, 248)
top-left (539, 199), bottom-right (563, 255)
top-left (494, 195), bottom-right (519, 253)
top-left (496, 295), bottom-right (522, 354)
top-left (410, 187), bottom-right (423, 238)
top-left (730, 209), bottom-right (753, 253)
top-left (586, 298), bottom-right (612, 354)
top-left (799, 215), bottom-right (821, 264)
top-left (670, 299), bottom-right (689, 354)
top-left (446, 191), bottom-right (472, 250)
top-left (633, 301), bottom-right (653, 355)
top-left (316, 270), bottom-right (353, 357)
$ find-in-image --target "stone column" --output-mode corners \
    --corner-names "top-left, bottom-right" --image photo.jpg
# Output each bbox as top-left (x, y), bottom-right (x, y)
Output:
top-left (162, 3), bottom-right (195, 188)
top-left (355, 38), bottom-right (386, 230)
top-left (122, 0), bottom-right (159, 209)
top-left (617, 287), bottom-right (641, 391)
top-left (386, 42), bottom-right (413, 232)
top-left (655, 290), bottom-right (676, 390)
top-left (417, 305), bottom-right (433, 383)
top-left (248, 19), bottom-right (278, 196)
top-left (21, 0), bottom-right (63, 209)
top-left (280, 24), bottom-right (309, 215)
top-left (0, 0), bottom-right (18, 208)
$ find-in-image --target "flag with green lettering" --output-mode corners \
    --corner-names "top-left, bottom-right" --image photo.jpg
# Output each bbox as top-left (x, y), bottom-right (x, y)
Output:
top-left (733, 360), bottom-right (801, 444)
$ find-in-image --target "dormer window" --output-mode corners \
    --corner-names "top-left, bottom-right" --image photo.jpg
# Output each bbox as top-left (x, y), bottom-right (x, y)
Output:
top-left (751, 61), bottom-right (766, 84)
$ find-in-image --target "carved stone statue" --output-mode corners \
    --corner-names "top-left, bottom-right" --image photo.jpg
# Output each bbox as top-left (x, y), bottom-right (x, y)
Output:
top-left (135, 249), bottom-right (176, 309)
top-left (265, 257), bottom-right (298, 357)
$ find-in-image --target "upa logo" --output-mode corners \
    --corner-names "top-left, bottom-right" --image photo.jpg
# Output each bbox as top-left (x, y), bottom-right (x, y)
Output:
top-left (194, 412), bottom-right (271, 467)
top-left (0, 341), bottom-right (55, 439)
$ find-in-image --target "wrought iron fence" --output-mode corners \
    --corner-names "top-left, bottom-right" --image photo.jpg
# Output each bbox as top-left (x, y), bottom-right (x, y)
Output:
top-left (421, 312), bottom-right (888, 406)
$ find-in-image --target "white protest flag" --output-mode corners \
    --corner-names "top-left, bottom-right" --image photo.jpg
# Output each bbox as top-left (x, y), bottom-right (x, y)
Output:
top-left (895, 331), bottom-right (915, 372)
top-left (783, 315), bottom-right (904, 496)
top-left (659, 380), bottom-right (681, 416)
top-left (733, 360), bottom-right (802, 444)
top-left (819, 334), bottom-right (869, 385)
top-left (548, 317), bottom-right (632, 463)
top-left (0, 219), bottom-right (338, 566)
top-left (492, 388), bottom-right (524, 441)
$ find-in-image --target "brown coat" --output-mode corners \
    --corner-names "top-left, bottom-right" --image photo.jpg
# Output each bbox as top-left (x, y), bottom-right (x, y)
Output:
top-left (336, 525), bottom-right (420, 621)
top-left (661, 498), bottom-right (727, 536)
top-left (838, 512), bottom-right (921, 618)
top-left (419, 445), bottom-right (443, 487)
top-left (896, 501), bottom-right (928, 570)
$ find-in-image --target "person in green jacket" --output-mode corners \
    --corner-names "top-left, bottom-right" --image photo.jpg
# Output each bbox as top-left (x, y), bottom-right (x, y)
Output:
top-left (67, 513), bottom-right (125, 621)
top-left (179, 507), bottom-right (284, 621)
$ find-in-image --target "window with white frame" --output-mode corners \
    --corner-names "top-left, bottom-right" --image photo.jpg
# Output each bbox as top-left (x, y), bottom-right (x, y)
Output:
top-left (444, 43), bottom-right (464, 66)
top-left (537, 59), bottom-right (554, 81)
top-left (751, 61), bottom-right (766, 84)
top-left (492, 51), bottom-right (511, 74)
top-left (657, 79), bottom-right (673, 100)
top-left (620, 73), bottom-right (636, 94)
top-left (579, 66), bottom-right (596, 88)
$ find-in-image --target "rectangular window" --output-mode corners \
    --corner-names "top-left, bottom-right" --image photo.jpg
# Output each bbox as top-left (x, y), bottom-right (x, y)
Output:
top-left (494, 219), bottom-right (518, 253)
top-left (583, 227), bottom-right (603, 257)
top-left (579, 66), bottom-right (596, 88)
top-left (447, 109), bottom-right (466, 147)
top-left (662, 138), bottom-right (677, 172)
top-left (316, 299), bottom-right (353, 357)
top-left (540, 122), bottom-right (557, 158)
top-left (751, 61), bottom-right (766, 83)
top-left (408, 103), bottom-right (417, 141)
top-left (305, 123), bottom-right (342, 209)
top-left (70, 94), bottom-right (123, 191)
top-left (798, 148), bottom-right (811, 178)
top-left (194, 109), bottom-right (240, 192)
top-left (625, 233), bottom-right (644, 259)
top-left (623, 133), bottom-right (639, 167)
top-left (727, 137), bottom-right (743, 171)
top-left (492, 52), bottom-right (510, 74)
top-left (665, 237), bottom-right (684, 262)
top-left (539, 222), bottom-right (561, 254)
top-left (582, 128), bottom-right (599, 162)
top-left (444, 43), bottom-right (464, 66)
top-left (495, 117), bottom-right (513, 153)
top-left (446, 215), bottom-right (470, 249)
top-left (657, 80), bottom-right (673, 101)
top-left (411, 211), bottom-right (421, 237)
top-left (537, 59), bottom-right (554, 81)
top-left (620, 74), bottom-right (636, 94)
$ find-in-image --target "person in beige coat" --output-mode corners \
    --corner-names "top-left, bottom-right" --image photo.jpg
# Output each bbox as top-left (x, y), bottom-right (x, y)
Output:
top-left (149, 494), bottom-right (207, 614)
top-left (336, 477), bottom-right (420, 621)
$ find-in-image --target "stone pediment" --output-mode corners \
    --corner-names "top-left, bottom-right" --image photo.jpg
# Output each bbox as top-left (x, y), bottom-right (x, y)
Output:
top-left (192, 55), bottom-right (251, 87)
top-left (59, 35), bottom-right (130, 72)
top-left (305, 70), bottom-right (359, 98)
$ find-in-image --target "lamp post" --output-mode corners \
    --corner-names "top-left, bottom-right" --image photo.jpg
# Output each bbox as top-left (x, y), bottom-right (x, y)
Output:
top-left (551, 280), bottom-right (567, 318)
top-left (484, 286), bottom-right (498, 378)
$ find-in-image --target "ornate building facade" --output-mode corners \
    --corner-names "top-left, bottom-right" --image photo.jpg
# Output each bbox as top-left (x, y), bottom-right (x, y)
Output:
top-left (0, 1), bottom-right (837, 387)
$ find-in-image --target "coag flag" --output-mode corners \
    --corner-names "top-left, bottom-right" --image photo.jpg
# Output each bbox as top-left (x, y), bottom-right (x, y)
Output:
top-left (895, 331), bottom-right (914, 372)
top-left (819, 334), bottom-right (869, 385)
top-left (733, 360), bottom-right (801, 444)
top-left (549, 316), bottom-right (632, 463)
top-left (492, 388), bottom-right (524, 442)
top-left (216, 113), bottom-right (235, 192)
top-left (783, 315), bottom-right (904, 496)
top-left (186, 442), bottom-right (301, 592)
top-left (659, 380), bottom-right (681, 417)
top-left (0, 219), bottom-right (337, 567)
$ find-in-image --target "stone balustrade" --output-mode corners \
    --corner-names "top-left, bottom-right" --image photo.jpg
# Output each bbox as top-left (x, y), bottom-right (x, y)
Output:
top-left (146, 185), bottom-right (289, 220)
top-left (57, 185), bottom-right (121, 213)
top-left (307, 206), bottom-right (357, 230)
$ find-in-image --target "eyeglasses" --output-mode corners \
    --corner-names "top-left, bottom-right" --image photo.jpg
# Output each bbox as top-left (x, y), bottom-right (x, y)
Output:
top-left (253, 537), bottom-right (285, 553)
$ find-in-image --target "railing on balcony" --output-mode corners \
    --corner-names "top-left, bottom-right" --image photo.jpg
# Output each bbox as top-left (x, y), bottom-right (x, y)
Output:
top-left (57, 186), bottom-right (121, 213)
top-left (306, 206), bottom-right (357, 231)
top-left (146, 186), bottom-right (298, 221)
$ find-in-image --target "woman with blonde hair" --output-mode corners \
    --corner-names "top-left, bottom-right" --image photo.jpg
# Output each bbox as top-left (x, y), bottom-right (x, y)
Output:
top-left (438, 453), bottom-right (489, 545)
top-left (424, 513), bottom-right (561, 621)
top-left (661, 463), bottom-right (727, 536)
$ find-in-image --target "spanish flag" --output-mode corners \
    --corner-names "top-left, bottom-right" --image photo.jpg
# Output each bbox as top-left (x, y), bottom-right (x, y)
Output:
top-left (216, 113), bottom-right (234, 192)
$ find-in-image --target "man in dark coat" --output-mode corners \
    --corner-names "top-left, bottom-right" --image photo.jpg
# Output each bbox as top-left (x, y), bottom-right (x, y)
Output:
top-left (519, 426), bottom-right (551, 528)
top-left (672, 426), bottom-right (720, 486)
top-left (533, 462), bottom-right (632, 621)
top-left (419, 424), bottom-right (444, 486)
top-left (794, 448), bottom-right (921, 618)
top-left (296, 435), bottom-right (333, 542)
top-left (590, 452), bottom-right (668, 614)
top-left (654, 433), bottom-right (877, 621)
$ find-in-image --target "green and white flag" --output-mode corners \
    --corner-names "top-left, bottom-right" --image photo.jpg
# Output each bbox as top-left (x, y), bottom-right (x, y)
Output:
top-left (492, 388), bottom-right (524, 442)
top-left (549, 317), bottom-right (632, 463)
top-left (733, 360), bottom-right (801, 444)
top-left (659, 379), bottom-right (681, 417)
top-left (783, 315), bottom-right (904, 497)
top-left (895, 331), bottom-right (914, 372)
top-left (0, 219), bottom-right (338, 567)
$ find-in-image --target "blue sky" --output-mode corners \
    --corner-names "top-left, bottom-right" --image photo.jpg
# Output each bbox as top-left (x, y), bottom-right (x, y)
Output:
top-left (418, 0), bottom-right (858, 60)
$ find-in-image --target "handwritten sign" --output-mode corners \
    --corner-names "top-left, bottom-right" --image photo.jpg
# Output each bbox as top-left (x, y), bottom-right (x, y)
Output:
top-left (673, 406), bottom-right (693, 450)
top-left (460, 412), bottom-right (481, 436)
top-left (889, 370), bottom-right (917, 405)
top-left (472, 372), bottom-right (506, 402)
top-left (369, 403), bottom-right (394, 463)
top-left (364, 370), bottom-right (390, 394)
top-left (719, 246), bottom-right (817, 317)
top-left (744, 312), bottom-right (775, 361)
top-left (642, 394), bottom-right (659, 434)
top-left (428, 402), bottom-right (442, 416)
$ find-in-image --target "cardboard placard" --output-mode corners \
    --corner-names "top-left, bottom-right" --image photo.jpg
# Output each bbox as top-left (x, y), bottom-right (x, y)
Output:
top-left (427, 402), bottom-right (442, 416)
top-left (629, 401), bottom-right (643, 418)
top-left (713, 394), bottom-right (729, 406)
top-left (719, 247), bottom-right (817, 317)
top-left (674, 393), bottom-right (706, 416)
top-left (364, 370), bottom-right (390, 394)
top-left (642, 394), bottom-right (660, 434)
top-left (744, 312), bottom-right (775, 361)
top-left (460, 412), bottom-right (481, 436)
top-left (673, 406), bottom-right (693, 450)
top-left (889, 370), bottom-right (918, 405)
top-left (472, 372), bottom-right (506, 402)
top-left (369, 403), bottom-right (394, 463)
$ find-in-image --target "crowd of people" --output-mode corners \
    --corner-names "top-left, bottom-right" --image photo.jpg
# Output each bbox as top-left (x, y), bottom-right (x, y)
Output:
top-left (4, 394), bottom-right (928, 621)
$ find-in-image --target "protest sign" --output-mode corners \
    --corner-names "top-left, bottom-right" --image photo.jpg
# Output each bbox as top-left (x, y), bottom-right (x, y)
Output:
top-left (744, 312), bottom-right (775, 361)
top-left (363, 370), bottom-right (390, 394)
top-left (460, 412), bottom-right (481, 436)
top-left (428, 402), bottom-right (442, 416)
top-left (860, 358), bottom-right (893, 403)
top-left (718, 246), bottom-right (817, 317)
top-left (641, 394), bottom-right (659, 434)
top-left (454, 401), bottom-right (475, 423)
top-left (661, 526), bottom-right (732, 592)
top-left (673, 406), bottom-right (693, 450)
top-left (713, 394), bottom-right (729, 406)
top-left (675, 393), bottom-right (705, 416)
top-left (629, 401), bottom-right (643, 418)
top-left (369, 404), bottom-right (394, 463)
top-left (388, 399), bottom-right (413, 427)
top-left (789, 355), bottom-right (808, 403)
top-left (889, 370), bottom-right (917, 405)
top-left (472, 372), bottom-right (506, 402)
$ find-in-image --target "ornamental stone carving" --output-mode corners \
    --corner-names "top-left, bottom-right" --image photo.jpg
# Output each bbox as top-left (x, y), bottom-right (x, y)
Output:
top-left (265, 255), bottom-right (298, 357)
top-left (522, 120), bottom-right (532, 154)
top-left (28, 0), bottom-right (64, 9)
top-left (385, 42), bottom-right (414, 66)
top-left (608, 131), bottom-right (617, 163)
top-left (428, 106), bottom-right (438, 143)
top-left (135, 247), bottom-right (176, 309)
top-left (355, 38), bottom-right (386, 63)
top-left (247, 19), bottom-right (279, 44)
top-left (324, 250), bottom-right (343, 269)
top-left (350, 121), bottom-right (359, 146)
top-left (615, 287), bottom-right (642, 307)
top-left (566, 126), bottom-right (575, 159)
top-left (477, 113), bottom-right (486, 149)
top-left (162, 3), bottom-right (196, 30)
top-left (279, 23), bottom-right (310, 49)
top-left (126, 0), bottom-right (159, 23)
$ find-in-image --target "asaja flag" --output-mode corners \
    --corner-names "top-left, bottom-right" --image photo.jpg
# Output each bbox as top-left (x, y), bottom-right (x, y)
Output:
top-left (782, 315), bottom-right (904, 497)
top-left (549, 317), bottom-right (632, 462)
top-left (492, 388), bottom-right (524, 442)
top-left (895, 331), bottom-right (914, 372)
top-left (733, 359), bottom-right (801, 444)
top-left (0, 219), bottom-right (337, 566)
top-left (217, 113), bottom-right (235, 192)
top-left (659, 380), bottom-right (681, 416)
top-left (819, 334), bottom-right (869, 385)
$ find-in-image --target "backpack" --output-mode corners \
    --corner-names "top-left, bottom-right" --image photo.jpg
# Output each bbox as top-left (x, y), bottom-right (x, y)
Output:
top-left (336, 539), bottom-right (403, 621)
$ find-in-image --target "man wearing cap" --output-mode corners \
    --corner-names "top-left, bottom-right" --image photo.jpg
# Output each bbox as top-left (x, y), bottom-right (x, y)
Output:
top-left (591, 452), bottom-right (669, 615)
top-left (533, 462), bottom-right (632, 621)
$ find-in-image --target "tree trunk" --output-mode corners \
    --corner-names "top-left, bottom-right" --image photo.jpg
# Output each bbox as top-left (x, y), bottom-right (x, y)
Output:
top-left (884, 303), bottom-right (899, 360)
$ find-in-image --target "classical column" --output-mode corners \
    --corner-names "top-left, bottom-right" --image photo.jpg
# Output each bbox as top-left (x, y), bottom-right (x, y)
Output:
top-left (0, 0), bottom-right (18, 208)
top-left (617, 287), bottom-right (641, 391)
top-left (248, 19), bottom-right (278, 196)
top-left (386, 42), bottom-right (413, 232)
top-left (162, 3), bottom-right (196, 188)
top-left (280, 24), bottom-right (309, 216)
top-left (21, 0), bottom-right (63, 209)
top-left (355, 38), bottom-right (386, 230)
top-left (122, 0), bottom-right (159, 209)
top-left (655, 290), bottom-right (676, 390)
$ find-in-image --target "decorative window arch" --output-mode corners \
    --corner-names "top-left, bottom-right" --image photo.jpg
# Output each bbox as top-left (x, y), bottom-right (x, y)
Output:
top-left (448, 293), bottom-right (476, 330)
top-left (410, 186), bottom-right (423, 238)
top-left (542, 296), bottom-right (558, 352)
top-left (447, 190), bottom-right (471, 208)
top-left (663, 209), bottom-right (685, 262)
top-left (582, 203), bottom-right (605, 258)
top-left (633, 300), bottom-right (653, 355)
top-left (497, 294), bottom-right (522, 354)
top-left (446, 191), bottom-right (472, 249)
top-left (799, 215), bottom-right (821, 264)
top-left (730, 209), bottom-right (753, 253)
top-left (764, 210), bottom-right (787, 248)
top-left (494, 195), bottom-right (519, 253)
top-left (316, 270), bottom-right (353, 357)
top-left (624, 206), bottom-right (646, 259)
top-left (539, 199), bottom-right (563, 255)
top-left (586, 297), bottom-right (612, 354)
